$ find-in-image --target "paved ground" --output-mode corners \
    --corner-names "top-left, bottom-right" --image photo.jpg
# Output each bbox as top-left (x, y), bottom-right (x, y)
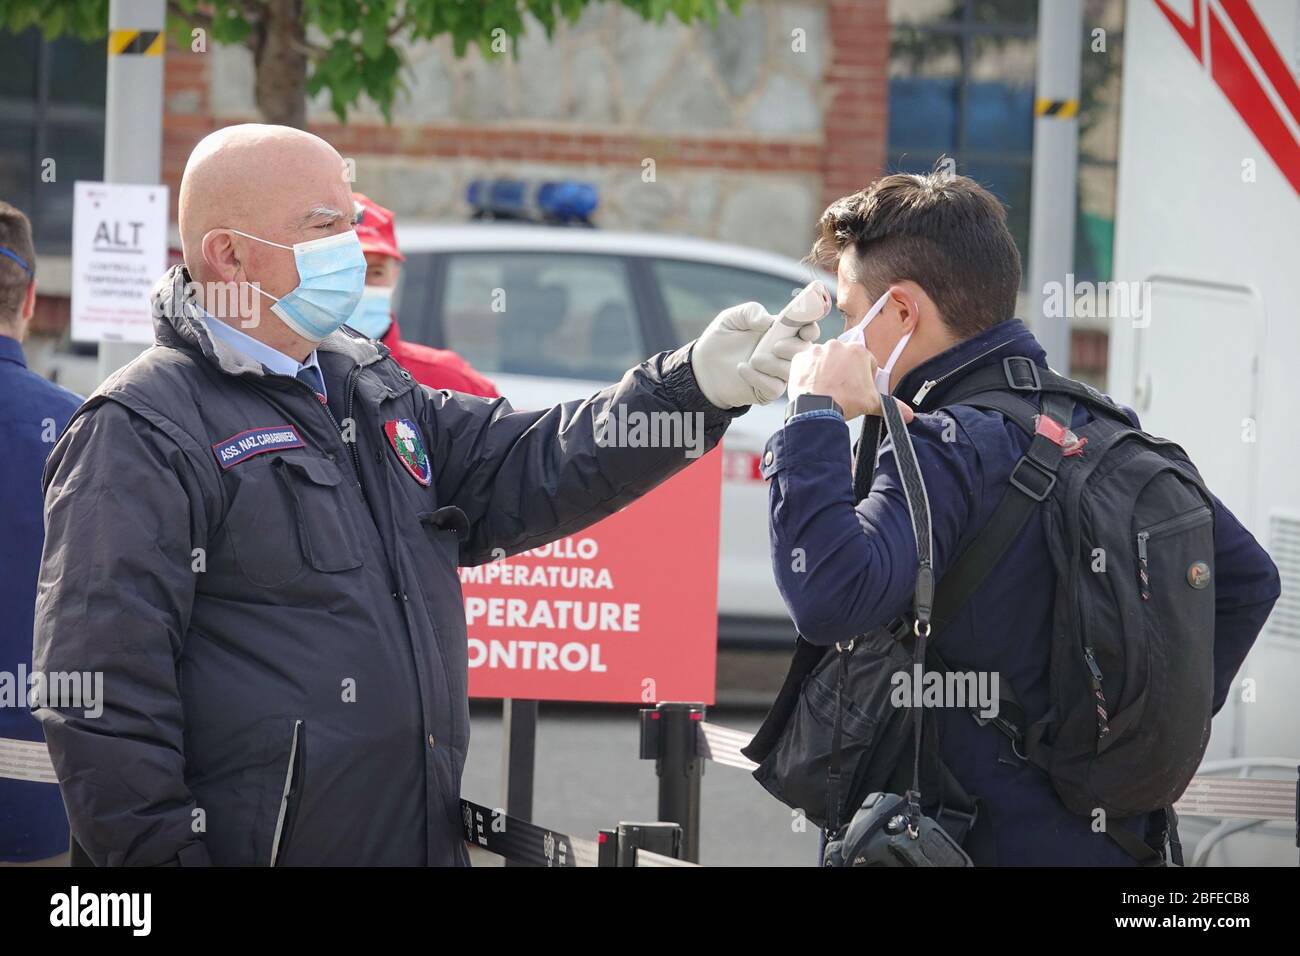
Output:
top-left (462, 649), bottom-right (822, 867)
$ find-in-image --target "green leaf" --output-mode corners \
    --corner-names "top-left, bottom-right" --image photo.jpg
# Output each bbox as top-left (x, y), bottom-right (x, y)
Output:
top-left (8, 0), bottom-right (752, 124)
top-left (361, 17), bottom-right (388, 58)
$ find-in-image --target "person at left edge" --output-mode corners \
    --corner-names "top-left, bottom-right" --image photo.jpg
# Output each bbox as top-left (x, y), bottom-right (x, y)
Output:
top-left (32, 124), bottom-right (818, 866)
top-left (0, 201), bottom-right (80, 866)
top-left (346, 192), bottom-right (500, 398)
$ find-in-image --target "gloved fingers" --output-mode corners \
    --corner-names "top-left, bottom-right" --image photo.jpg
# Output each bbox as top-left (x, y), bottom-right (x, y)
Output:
top-left (748, 338), bottom-right (796, 378)
top-left (770, 335), bottom-right (816, 362)
top-left (721, 301), bottom-right (775, 334)
top-left (736, 361), bottom-right (786, 404)
top-left (795, 319), bottom-right (823, 343)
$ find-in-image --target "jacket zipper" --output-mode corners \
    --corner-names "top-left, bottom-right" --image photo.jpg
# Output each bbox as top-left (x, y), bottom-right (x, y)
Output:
top-left (341, 366), bottom-right (367, 504)
top-left (911, 340), bottom-right (1017, 407)
top-left (269, 719), bottom-right (304, 867)
top-left (335, 364), bottom-right (454, 769)
top-left (297, 367), bottom-right (369, 509)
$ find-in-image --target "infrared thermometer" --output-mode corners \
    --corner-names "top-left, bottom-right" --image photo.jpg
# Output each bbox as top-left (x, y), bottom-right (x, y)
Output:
top-left (753, 280), bottom-right (831, 355)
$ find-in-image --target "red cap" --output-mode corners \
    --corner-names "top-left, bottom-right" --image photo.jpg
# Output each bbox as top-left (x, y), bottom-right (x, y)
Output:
top-left (352, 192), bottom-right (404, 262)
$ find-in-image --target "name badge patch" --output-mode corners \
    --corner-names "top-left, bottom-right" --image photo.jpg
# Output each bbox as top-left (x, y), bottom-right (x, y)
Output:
top-left (385, 418), bottom-right (432, 486)
top-left (212, 425), bottom-right (306, 470)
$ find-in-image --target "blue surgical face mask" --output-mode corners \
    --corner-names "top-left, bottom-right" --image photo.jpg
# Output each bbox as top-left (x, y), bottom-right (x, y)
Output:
top-left (837, 289), bottom-right (912, 395)
top-left (230, 228), bottom-right (367, 342)
top-left (345, 285), bottom-right (393, 340)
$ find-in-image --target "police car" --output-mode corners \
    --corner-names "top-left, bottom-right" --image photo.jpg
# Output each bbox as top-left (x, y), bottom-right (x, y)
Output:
top-left (392, 179), bottom-right (835, 646)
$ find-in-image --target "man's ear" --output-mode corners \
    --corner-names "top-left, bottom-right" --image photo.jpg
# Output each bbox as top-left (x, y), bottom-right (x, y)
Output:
top-left (889, 284), bottom-right (921, 332)
top-left (21, 279), bottom-right (37, 324)
top-left (200, 229), bottom-right (243, 283)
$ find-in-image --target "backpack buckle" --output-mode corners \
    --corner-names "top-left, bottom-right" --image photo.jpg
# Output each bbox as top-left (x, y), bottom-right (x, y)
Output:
top-left (1009, 455), bottom-right (1056, 501)
top-left (1002, 356), bottom-right (1041, 391)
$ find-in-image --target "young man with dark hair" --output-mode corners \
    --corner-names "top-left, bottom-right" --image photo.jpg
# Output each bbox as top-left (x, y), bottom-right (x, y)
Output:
top-left (0, 200), bottom-right (80, 866)
top-left (762, 169), bottom-right (1280, 864)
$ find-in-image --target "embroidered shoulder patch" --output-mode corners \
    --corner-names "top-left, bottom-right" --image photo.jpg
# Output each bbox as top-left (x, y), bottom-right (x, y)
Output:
top-left (384, 418), bottom-right (432, 486)
top-left (212, 426), bottom-right (306, 470)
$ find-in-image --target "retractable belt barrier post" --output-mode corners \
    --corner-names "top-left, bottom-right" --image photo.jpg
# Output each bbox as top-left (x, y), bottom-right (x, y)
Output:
top-left (638, 701), bottom-right (705, 862)
top-left (458, 799), bottom-right (688, 867)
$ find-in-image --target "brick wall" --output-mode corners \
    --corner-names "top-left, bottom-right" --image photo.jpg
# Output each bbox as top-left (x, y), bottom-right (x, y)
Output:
top-left (820, 0), bottom-right (888, 212)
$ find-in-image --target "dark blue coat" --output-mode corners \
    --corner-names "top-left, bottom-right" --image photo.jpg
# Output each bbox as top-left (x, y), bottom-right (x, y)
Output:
top-left (0, 334), bottom-right (81, 861)
top-left (763, 319), bottom-right (1281, 865)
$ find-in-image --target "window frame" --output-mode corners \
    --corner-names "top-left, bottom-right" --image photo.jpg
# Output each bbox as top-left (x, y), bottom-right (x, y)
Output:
top-left (0, 27), bottom-right (106, 254)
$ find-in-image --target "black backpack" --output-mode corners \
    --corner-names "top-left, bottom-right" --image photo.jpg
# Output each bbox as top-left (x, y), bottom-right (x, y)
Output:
top-left (744, 356), bottom-right (1218, 864)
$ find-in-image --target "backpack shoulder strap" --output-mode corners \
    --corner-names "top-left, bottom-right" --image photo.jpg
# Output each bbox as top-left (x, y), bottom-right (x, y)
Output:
top-left (929, 390), bottom-right (1074, 633)
top-left (948, 389), bottom-right (1040, 437)
top-left (942, 356), bottom-right (1132, 424)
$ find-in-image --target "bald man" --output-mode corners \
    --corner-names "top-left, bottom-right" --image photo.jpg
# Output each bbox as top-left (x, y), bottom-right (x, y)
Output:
top-left (32, 124), bottom-right (817, 866)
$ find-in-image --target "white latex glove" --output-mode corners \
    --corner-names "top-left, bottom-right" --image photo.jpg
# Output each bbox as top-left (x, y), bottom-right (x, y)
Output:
top-left (738, 318), bottom-right (822, 403)
top-left (691, 302), bottom-right (775, 408)
top-left (692, 302), bottom-right (822, 408)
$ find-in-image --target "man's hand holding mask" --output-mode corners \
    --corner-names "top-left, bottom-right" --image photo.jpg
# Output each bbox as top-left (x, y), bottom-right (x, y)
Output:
top-left (788, 340), bottom-right (915, 423)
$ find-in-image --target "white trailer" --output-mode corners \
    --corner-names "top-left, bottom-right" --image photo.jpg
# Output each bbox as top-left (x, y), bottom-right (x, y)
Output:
top-left (1110, 0), bottom-right (1300, 863)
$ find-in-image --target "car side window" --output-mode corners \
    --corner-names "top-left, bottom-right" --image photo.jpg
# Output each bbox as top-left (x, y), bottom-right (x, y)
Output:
top-left (391, 250), bottom-right (437, 345)
top-left (650, 259), bottom-right (836, 345)
top-left (440, 252), bottom-right (642, 382)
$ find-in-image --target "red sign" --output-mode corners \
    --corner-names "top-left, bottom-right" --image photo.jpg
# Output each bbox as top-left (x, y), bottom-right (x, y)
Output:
top-left (462, 448), bottom-right (721, 704)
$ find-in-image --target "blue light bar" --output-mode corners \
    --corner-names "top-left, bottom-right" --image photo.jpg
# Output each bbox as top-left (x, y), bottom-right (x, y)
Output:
top-left (467, 178), bottom-right (598, 225)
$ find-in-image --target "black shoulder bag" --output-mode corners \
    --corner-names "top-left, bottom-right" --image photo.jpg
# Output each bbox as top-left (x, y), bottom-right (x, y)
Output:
top-left (742, 399), bottom-right (971, 850)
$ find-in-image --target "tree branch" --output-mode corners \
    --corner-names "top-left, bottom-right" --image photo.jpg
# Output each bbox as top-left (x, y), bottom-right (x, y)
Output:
top-left (166, 0), bottom-right (214, 32)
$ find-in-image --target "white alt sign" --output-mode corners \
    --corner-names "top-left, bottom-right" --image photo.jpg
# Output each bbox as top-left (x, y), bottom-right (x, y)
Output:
top-left (71, 181), bottom-right (169, 344)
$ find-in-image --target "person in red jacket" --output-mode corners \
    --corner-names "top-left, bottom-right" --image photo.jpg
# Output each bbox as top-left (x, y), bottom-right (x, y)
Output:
top-left (347, 193), bottom-right (499, 398)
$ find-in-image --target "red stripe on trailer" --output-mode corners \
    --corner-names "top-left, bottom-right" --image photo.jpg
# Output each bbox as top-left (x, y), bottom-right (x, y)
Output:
top-left (1207, 3), bottom-right (1300, 197)
top-left (1218, 0), bottom-right (1300, 130)
top-left (1153, 0), bottom-right (1204, 61)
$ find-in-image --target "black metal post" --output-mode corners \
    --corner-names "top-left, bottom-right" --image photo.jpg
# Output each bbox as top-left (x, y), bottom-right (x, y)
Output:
top-left (645, 701), bottom-right (704, 863)
top-left (615, 822), bottom-right (683, 866)
top-left (501, 698), bottom-right (538, 867)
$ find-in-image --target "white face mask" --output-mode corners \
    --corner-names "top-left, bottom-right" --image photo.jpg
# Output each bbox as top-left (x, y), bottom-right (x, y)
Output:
top-left (837, 289), bottom-right (913, 395)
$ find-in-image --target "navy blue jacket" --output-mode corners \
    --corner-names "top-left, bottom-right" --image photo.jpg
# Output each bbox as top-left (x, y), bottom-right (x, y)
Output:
top-left (763, 319), bottom-right (1281, 865)
top-left (0, 334), bottom-right (82, 861)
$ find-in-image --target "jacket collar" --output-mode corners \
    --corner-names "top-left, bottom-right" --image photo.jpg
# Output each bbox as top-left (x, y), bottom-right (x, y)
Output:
top-left (150, 264), bottom-right (389, 379)
top-left (0, 333), bottom-right (25, 368)
top-left (895, 318), bottom-right (1048, 413)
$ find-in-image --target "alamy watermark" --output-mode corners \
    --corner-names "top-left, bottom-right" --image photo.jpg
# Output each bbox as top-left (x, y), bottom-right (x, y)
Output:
top-left (1, 666), bottom-right (103, 719)
top-left (1042, 274), bottom-right (1154, 328)
top-left (890, 664), bottom-right (999, 719)
top-left (49, 886), bottom-right (150, 936)
top-left (594, 405), bottom-right (707, 459)
top-left (155, 279), bottom-right (266, 329)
